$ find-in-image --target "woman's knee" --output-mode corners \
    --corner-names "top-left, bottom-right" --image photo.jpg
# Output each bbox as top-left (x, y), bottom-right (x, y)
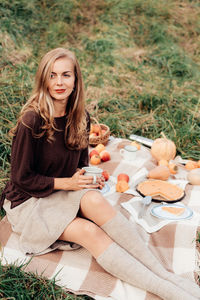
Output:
top-left (80, 190), bottom-right (117, 226)
top-left (60, 217), bottom-right (113, 258)
top-left (81, 190), bottom-right (106, 209)
top-left (60, 217), bottom-right (101, 242)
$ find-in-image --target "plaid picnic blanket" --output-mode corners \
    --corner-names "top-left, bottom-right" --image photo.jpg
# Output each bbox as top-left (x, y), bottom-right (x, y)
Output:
top-left (0, 137), bottom-right (199, 300)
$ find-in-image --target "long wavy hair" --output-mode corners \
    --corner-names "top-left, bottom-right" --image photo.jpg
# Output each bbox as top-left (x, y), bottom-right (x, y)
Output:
top-left (11, 48), bottom-right (88, 149)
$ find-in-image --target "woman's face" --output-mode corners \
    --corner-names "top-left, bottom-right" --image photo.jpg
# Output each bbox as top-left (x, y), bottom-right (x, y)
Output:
top-left (47, 57), bottom-right (75, 102)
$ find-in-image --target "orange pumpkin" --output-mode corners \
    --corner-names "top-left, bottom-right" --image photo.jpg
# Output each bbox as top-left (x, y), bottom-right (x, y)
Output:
top-left (185, 161), bottom-right (198, 170)
top-left (151, 137), bottom-right (176, 162)
top-left (169, 163), bottom-right (178, 174)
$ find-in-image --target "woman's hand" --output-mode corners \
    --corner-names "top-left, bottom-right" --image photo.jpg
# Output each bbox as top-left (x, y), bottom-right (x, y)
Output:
top-left (54, 169), bottom-right (105, 191)
top-left (71, 169), bottom-right (105, 190)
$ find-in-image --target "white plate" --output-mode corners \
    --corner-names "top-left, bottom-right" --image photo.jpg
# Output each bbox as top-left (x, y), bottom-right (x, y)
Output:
top-left (151, 204), bottom-right (193, 220)
top-left (100, 182), bottom-right (110, 195)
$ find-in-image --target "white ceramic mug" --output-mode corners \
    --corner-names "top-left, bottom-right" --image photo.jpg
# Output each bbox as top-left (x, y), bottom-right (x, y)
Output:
top-left (83, 166), bottom-right (103, 184)
top-left (120, 145), bottom-right (137, 161)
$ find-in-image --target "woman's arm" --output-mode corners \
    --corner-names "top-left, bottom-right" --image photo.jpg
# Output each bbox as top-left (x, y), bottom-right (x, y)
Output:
top-left (54, 169), bottom-right (104, 191)
top-left (10, 114), bottom-right (54, 198)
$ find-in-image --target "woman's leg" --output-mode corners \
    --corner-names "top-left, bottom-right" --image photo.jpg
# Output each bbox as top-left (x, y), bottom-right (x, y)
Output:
top-left (59, 216), bottom-right (196, 300)
top-left (59, 217), bottom-right (113, 258)
top-left (79, 190), bottom-right (200, 298)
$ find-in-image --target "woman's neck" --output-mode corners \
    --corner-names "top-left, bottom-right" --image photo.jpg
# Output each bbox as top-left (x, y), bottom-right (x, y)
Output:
top-left (53, 100), bottom-right (67, 117)
top-left (54, 111), bottom-right (66, 118)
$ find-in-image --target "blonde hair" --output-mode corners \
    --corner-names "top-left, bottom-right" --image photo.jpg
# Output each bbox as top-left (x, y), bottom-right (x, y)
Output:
top-left (11, 48), bottom-right (88, 150)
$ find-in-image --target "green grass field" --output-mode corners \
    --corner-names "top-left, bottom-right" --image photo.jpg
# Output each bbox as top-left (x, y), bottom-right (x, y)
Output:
top-left (0, 0), bottom-right (200, 298)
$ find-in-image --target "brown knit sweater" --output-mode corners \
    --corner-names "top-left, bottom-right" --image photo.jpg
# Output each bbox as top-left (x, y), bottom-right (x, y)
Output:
top-left (1, 110), bottom-right (90, 209)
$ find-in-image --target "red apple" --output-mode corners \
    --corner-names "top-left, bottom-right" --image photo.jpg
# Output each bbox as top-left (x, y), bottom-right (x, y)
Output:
top-left (102, 170), bottom-right (110, 181)
top-left (100, 150), bottom-right (111, 162)
top-left (117, 173), bottom-right (129, 183)
top-left (89, 149), bottom-right (99, 158)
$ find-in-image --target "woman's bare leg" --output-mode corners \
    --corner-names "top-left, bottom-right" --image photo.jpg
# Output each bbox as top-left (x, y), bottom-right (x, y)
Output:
top-left (59, 217), bottom-right (113, 258)
top-left (79, 190), bottom-right (117, 226)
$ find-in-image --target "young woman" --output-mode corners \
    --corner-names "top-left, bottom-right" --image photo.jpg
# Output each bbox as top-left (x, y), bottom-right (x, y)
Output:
top-left (1, 48), bottom-right (199, 300)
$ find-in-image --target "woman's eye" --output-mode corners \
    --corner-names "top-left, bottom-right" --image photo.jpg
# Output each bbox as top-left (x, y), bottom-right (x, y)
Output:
top-left (50, 74), bottom-right (55, 79)
top-left (64, 73), bottom-right (70, 77)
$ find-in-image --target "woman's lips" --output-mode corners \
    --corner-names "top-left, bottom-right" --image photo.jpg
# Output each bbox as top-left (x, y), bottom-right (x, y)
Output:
top-left (55, 89), bottom-right (66, 94)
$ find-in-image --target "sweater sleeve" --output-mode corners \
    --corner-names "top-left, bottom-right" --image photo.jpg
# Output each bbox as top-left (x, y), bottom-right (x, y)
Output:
top-left (10, 113), bottom-right (54, 198)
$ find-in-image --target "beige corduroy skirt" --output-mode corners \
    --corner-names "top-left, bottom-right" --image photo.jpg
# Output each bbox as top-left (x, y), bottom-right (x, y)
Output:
top-left (3, 189), bottom-right (94, 256)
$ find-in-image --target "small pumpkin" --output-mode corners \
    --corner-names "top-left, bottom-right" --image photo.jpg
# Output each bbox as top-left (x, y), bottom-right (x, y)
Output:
top-left (151, 133), bottom-right (176, 162)
top-left (168, 163), bottom-right (178, 175)
top-left (185, 161), bottom-right (198, 170)
top-left (187, 168), bottom-right (200, 185)
top-left (147, 165), bottom-right (170, 181)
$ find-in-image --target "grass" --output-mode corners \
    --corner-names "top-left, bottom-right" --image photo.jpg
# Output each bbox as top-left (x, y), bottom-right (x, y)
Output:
top-left (0, 0), bottom-right (200, 298)
top-left (0, 260), bottom-right (93, 299)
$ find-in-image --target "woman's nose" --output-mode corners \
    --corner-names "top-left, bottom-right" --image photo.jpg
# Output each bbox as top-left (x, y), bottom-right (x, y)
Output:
top-left (56, 75), bottom-right (63, 85)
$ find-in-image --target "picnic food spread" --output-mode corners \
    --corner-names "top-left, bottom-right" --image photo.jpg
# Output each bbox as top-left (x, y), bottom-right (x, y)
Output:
top-left (137, 180), bottom-right (184, 202)
top-left (89, 132), bottom-right (200, 201)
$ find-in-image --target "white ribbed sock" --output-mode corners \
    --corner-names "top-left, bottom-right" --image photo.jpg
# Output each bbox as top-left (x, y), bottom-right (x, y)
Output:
top-left (101, 211), bottom-right (200, 298)
top-left (97, 243), bottom-right (197, 300)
